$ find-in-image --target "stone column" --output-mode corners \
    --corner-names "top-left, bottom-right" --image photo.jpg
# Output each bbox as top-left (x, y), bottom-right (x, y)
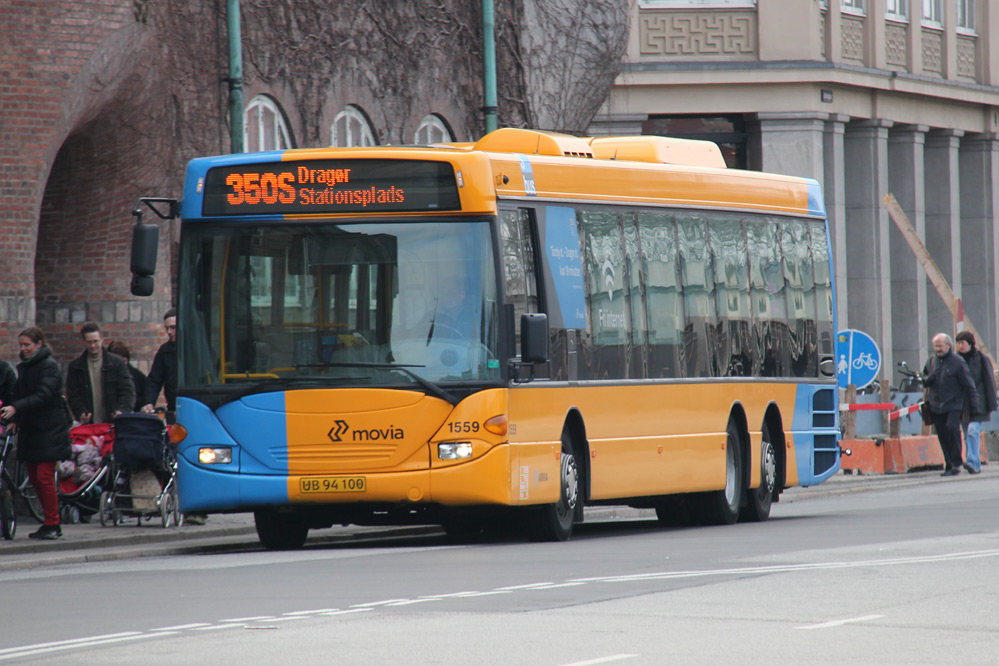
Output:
top-left (844, 119), bottom-right (893, 368)
top-left (888, 125), bottom-right (929, 371)
top-left (824, 114), bottom-right (849, 330)
top-left (924, 129), bottom-right (964, 340)
top-left (959, 133), bottom-right (999, 352)
top-left (757, 112), bottom-right (828, 180)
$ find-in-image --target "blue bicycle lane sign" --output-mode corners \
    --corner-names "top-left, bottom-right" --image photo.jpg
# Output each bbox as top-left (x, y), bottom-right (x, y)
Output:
top-left (836, 329), bottom-right (881, 390)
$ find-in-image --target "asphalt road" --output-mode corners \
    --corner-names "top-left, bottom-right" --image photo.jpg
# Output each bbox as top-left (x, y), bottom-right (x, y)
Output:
top-left (1, 469), bottom-right (997, 664)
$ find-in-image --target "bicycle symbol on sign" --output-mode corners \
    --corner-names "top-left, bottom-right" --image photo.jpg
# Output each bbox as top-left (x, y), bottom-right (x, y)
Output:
top-left (852, 352), bottom-right (878, 370)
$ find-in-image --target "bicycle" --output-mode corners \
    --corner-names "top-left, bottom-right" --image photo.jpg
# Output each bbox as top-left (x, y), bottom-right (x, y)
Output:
top-left (896, 360), bottom-right (924, 392)
top-left (0, 418), bottom-right (46, 540)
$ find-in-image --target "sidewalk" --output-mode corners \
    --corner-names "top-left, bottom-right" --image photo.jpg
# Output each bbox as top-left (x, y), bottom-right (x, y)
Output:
top-left (1, 464), bottom-right (994, 571)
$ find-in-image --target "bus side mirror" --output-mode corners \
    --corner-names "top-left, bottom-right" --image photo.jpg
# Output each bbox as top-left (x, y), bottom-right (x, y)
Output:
top-left (520, 313), bottom-right (549, 364)
top-left (130, 222), bottom-right (160, 296)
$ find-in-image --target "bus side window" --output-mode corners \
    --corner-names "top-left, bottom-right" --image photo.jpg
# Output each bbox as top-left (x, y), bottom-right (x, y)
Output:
top-left (500, 208), bottom-right (540, 357)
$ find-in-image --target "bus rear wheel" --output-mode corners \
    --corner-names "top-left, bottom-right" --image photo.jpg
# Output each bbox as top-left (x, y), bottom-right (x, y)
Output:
top-left (526, 432), bottom-right (578, 542)
top-left (740, 423), bottom-right (776, 522)
top-left (695, 420), bottom-right (744, 526)
top-left (254, 509), bottom-right (309, 550)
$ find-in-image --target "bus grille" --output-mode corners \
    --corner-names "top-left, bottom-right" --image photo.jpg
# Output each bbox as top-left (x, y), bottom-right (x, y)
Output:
top-left (269, 443), bottom-right (398, 465)
top-left (813, 434), bottom-right (838, 476)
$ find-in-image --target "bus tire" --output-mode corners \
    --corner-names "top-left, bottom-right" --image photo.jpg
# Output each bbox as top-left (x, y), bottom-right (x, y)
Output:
top-left (696, 420), bottom-right (744, 526)
top-left (254, 509), bottom-right (309, 550)
top-left (740, 422), bottom-right (776, 522)
top-left (526, 430), bottom-right (578, 542)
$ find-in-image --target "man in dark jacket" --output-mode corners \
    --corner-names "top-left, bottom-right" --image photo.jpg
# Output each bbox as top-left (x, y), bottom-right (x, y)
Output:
top-left (923, 333), bottom-right (979, 476)
top-left (66, 321), bottom-right (135, 424)
top-left (107, 340), bottom-right (147, 413)
top-left (142, 309), bottom-right (177, 414)
top-left (955, 331), bottom-right (996, 474)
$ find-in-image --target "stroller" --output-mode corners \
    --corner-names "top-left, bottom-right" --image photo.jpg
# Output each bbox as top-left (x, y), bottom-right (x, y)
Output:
top-left (98, 413), bottom-right (182, 528)
top-left (57, 423), bottom-right (115, 524)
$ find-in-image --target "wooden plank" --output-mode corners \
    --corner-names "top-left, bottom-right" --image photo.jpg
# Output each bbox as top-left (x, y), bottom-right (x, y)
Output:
top-left (881, 193), bottom-right (998, 372)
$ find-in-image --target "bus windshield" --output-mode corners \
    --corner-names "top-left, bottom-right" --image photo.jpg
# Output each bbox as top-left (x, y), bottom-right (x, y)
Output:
top-left (177, 219), bottom-right (501, 389)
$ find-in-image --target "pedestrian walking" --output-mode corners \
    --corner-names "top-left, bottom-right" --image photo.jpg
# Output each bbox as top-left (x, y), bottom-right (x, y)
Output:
top-left (141, 309), bottom-right (177, 415)
top-left (0, 327), bottom-right (72, 539)
top-left (66, 321), bottom-right (135, 424)
top-left (923, 333), bottom-right (979, 476)
top-left (955, 331), bottom-right (996, 474)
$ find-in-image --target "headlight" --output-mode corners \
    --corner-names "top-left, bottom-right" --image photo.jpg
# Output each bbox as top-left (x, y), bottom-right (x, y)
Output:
top-left (438, 442), bottom-right (473, 460)
top-left (198, 447), bottom-right (232, 464)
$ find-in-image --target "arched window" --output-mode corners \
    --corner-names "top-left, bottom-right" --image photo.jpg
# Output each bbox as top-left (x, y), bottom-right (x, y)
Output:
top-left (331, 105), bottom-right (376, 147)
top-left (414, 114), bottom-right (454, 144)
top-left (244, 95), bottom-right (293, 152)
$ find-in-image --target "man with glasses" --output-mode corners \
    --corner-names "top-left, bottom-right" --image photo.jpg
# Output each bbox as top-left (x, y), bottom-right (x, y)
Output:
top-left (141, 309), bottom-right (177, 417)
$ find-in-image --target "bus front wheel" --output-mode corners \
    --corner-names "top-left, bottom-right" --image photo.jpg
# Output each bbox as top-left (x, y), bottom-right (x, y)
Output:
top-left (254, 509), bottom-right (309, 550)
top-left (526, 432), bottom-right (578, 542)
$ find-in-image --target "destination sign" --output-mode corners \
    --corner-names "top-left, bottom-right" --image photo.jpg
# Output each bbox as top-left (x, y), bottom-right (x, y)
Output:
top-left (202, 159), bottom-right (461, 216)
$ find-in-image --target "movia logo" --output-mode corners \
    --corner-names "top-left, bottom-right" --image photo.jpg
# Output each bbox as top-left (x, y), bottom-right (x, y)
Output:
top-left (328, 420), bottom-right (405, 442)
top-left (328, 420), bottom-right (349, 443)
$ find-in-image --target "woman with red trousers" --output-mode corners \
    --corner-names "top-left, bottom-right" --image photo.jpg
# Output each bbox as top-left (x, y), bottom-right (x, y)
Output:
top-left (0, 327), bottom-right (71, 539)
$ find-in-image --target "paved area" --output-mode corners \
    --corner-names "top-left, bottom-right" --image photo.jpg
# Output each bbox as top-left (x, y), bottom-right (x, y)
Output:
top-left (1, 464), bottom-right (994, 571)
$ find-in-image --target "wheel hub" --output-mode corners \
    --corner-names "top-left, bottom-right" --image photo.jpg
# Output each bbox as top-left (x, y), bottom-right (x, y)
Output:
top-left (561, 453), bottom-right (578, 511)
top-left (762, 440), bottom-right (777, 493)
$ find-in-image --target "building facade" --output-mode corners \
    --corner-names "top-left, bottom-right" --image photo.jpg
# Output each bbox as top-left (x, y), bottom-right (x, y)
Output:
top-left (593, 0), bottom-right (999, 377)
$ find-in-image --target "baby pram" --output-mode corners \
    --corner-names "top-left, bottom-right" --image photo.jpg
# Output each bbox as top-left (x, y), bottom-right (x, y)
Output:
top-left (98, 413), bottom-right (181, 528)
top-left (57, 423), bottom-right (115, 524)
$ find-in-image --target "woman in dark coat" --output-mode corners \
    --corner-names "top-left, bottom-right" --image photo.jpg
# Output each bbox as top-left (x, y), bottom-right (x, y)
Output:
top-left (0, 327), bottom-right (72, 539)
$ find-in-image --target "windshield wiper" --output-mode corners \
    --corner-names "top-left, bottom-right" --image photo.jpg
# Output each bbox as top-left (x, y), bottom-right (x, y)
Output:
top-left (297, 361), bottom-right (458, 404)
top-left (230, 376), bottom-right (344, 400)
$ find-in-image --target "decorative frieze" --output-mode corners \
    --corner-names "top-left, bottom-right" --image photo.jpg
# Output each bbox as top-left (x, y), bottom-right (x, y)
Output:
top-left (840, 16), bottom-right (864, 64)
top-left (885, 23), bottom-right (907, 70)
top-left (639, 10), bottom-right (757, 58)
top-left (922, 29), bottom-right (942, 75)
top-left (956, 36), bottom-right (977, 82)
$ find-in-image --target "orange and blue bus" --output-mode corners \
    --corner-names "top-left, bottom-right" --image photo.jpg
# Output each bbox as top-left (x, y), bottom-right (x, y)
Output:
top-left (130, 128), bottom-right (840, 549)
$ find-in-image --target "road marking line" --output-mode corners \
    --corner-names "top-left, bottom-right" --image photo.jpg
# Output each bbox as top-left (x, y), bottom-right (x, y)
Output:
top-left (528, 582), bottom-right (587, 590)
top-left (320, 608), bottom-right (372, 616)
top-left (282, 608), bottom-right (339, 615)
top-left (191, 623), bottom-right (245, 632)
top-left (558, 654), bottom-right (638, 666)
top-left (0, 633), bottom-right (143, 656)
top-left (572, 549), bottom-right (999, 584)
top-left (350, 599), bottom-right (409, 607)
top-left (0, 632), bottom-right (176, 661)
top-left (150, 623), bottom-right (210, 631)
top-left (220, 616), bottom-right (273, 623)
top-left (387, 598), bottom-right (441, 606)
top-left (797, 614), bottom-right (884, 630)
top-left (494, 582), bottom-right (554, 590)
top-left (267, 616), bottom-right (308, 622)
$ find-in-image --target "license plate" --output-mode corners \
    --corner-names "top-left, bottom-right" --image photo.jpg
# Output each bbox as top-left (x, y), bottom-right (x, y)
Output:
top-left (299, 476), bottom-right (367, 494)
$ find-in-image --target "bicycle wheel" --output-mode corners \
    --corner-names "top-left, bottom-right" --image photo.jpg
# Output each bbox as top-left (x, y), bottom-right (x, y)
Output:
top-left (1, 489), bottom-right (15, 540)
top-left (19, 476), bottom-right (45, 523)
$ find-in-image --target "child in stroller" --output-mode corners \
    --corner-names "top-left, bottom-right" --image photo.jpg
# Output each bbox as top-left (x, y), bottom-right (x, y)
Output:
top-left (57, 423), bottom-right (114, 524)
top-left (98, 413), bottom-right (181, 528)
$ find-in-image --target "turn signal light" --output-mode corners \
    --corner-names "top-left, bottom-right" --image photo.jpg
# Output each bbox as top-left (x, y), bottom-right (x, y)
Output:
top-left (484, 414), bottom-right (508, 436)
top-left (170, 424), bottom-right (188, 444)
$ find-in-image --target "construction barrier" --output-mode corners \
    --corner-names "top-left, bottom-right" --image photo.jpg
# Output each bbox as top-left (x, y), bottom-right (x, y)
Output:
top-left (840, 401), bottom-right (924, 421)
top-left (840, 435), bottom-right (989, 475)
